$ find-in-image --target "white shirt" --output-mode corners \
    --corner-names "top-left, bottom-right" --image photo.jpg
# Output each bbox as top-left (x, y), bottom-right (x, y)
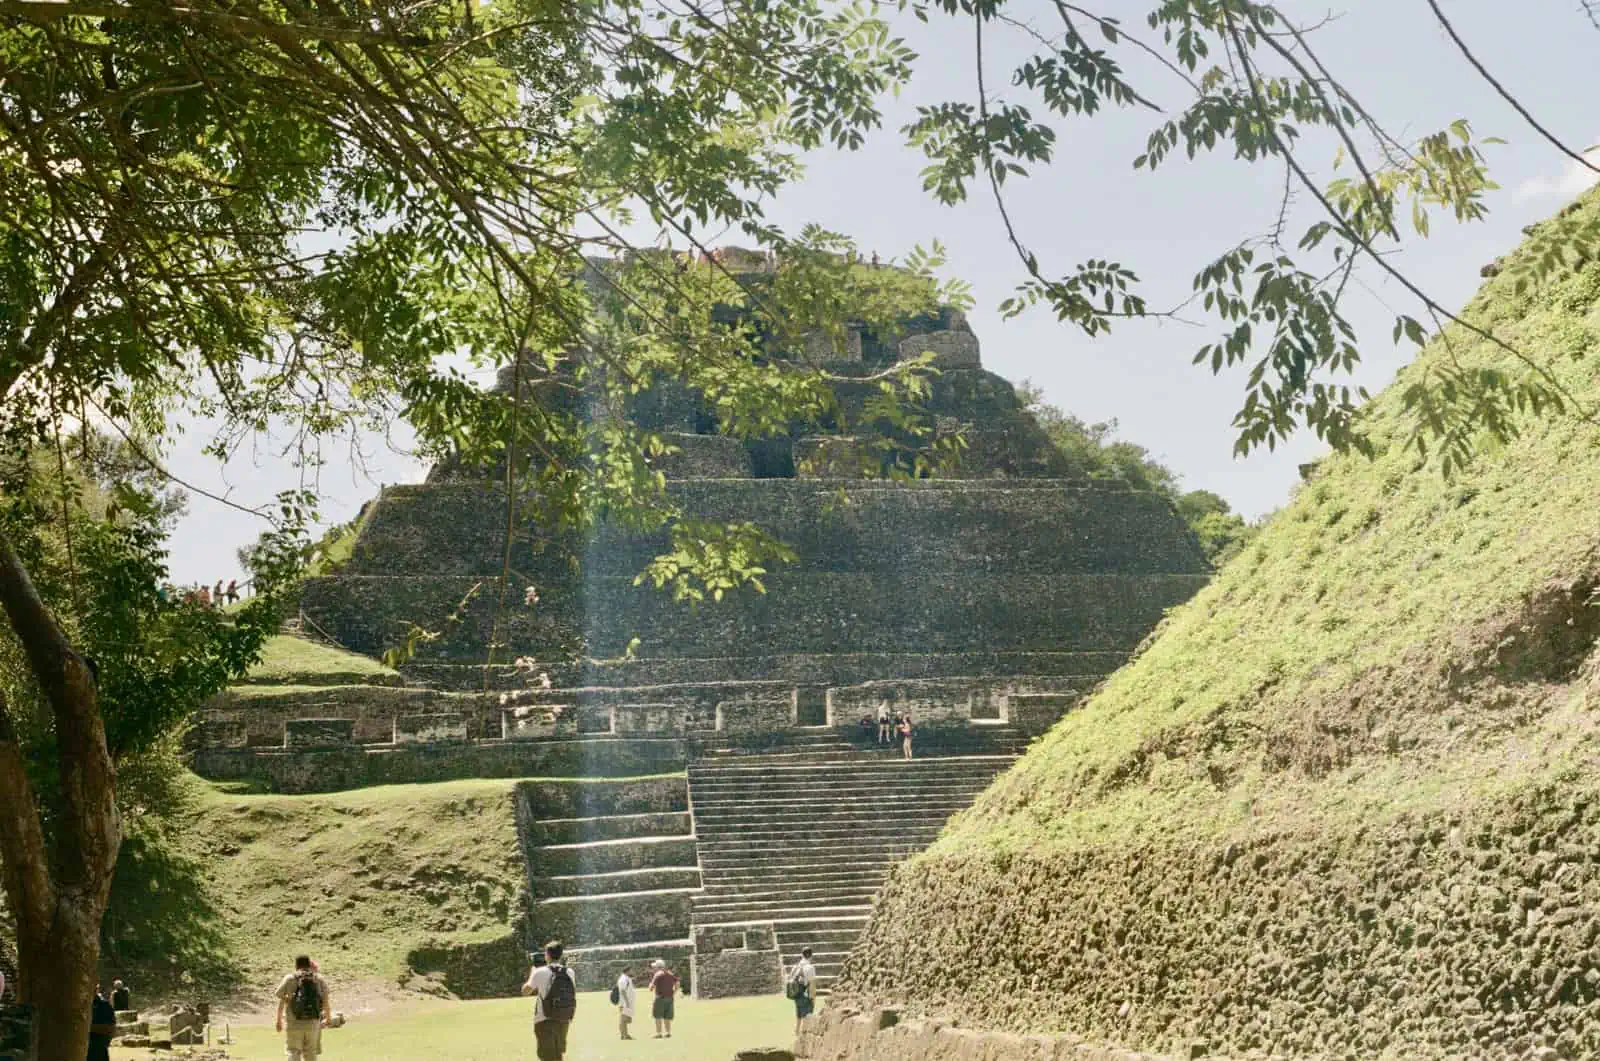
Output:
top-left (790, 958), bottom-right (817, 990)
top-left (526, 963), bottom-right (568, 1023)
top-left (876, 704), bottom-right (889, 722)
top-left (615, 973), bottom-right (636, 1018)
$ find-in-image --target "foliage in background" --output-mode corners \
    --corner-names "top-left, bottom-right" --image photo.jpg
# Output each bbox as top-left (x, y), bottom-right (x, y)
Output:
top-left (1020, 383), bottom-right (1259, 566)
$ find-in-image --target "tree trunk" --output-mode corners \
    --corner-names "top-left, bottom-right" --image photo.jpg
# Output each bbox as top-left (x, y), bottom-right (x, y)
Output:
top-left (11, 895), bottom-right (102, 1061)
top-left (0, 532), bottom-right (121, 1061)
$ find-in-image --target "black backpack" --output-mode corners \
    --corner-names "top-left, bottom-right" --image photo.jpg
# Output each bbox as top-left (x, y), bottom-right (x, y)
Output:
top-left (609, 984), bottom-right (620, 1006)
top-left (544, 965), bottom-right (577, 1022)
top-left (289, 972), bottom-right (322, 1021)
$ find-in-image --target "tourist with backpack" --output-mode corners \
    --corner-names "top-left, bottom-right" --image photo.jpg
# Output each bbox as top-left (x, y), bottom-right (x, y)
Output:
top-left (648, 958), bottom-right (679, 1038)
top-left (274, 955), bottom-right (330, 1061)
top-left (611, 966), bottom-right (636, 1040)
top-left (521, 940), bottom-right (576, 1060)
top-left (786, 947), bottom-right (818, 1036)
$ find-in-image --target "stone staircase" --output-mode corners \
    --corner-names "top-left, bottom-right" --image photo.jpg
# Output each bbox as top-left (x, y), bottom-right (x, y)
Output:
top-left (687, 745), bottom-right (1016, 992)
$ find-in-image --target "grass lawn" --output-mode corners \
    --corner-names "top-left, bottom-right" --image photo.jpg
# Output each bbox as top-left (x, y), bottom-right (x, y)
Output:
top-left (115, 992), bottom-right (802, 1061)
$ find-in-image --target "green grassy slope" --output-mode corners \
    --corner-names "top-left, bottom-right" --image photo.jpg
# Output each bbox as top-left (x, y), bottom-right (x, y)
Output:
top-left (167, 779), bottom-right (527, 998)
top-left (840, 192), bottom-right (1600, 1059)
top-left (240, 633), bottom-right (401, 686)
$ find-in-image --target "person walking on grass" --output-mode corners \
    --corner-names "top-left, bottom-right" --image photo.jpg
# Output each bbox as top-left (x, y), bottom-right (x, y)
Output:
top-left (648, 958), bottom-right (680, 1038)
top-left (87, 984), bottom-right (116, 1061)
top-left (613, 966), bottom-right (637, 1040)
top-left (274, 955), bottom-right (330, 1061)
top-left (522, 940), bottom-right (577, 1061)
top-left (898, 711), bottom-right (914, 760)
top-left (786, 947), bottom-right (818, 1037)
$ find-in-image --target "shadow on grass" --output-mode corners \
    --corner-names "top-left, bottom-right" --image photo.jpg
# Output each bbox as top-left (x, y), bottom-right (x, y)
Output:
top-left (100, 830), bottom-right (242, 998)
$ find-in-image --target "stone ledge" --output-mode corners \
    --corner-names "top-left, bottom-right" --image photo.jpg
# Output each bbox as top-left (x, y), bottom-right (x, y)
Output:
top-left (795, 1008), bottom-right (1192, 1061)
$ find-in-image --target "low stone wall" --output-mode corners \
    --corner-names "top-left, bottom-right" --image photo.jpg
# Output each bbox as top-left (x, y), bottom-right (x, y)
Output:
top-left (531, 890), bottom-right (695, 947)
top-left (796, 1008), bottom-right (1179, 1061)
top-left (192, 738), bottom-right (689, 794)
top-left (828, 676), bottom-right (1088, 726)
top-left (654, 434), bottom-right (753, 479)
top-left (204, 685), bottom-right (448, 745)
top-left (284, 717), bottom-right (355, 749)
top-left (694, 924), bottom-right (782, 999)
top-left (514, 777), bottom-right (688, 820)
top-left (566, 943), bottom-right (696, 993)
top-left (537, 836), bottom-right (698, 876)
top-left (406, 929), bottom-right (531, 1000)
top-left (394, 712), bottom-right (469, 744)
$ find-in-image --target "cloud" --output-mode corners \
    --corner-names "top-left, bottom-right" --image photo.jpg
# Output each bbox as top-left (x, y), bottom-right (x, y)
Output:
top-left (1513, 145), bottom-right (1600, 204)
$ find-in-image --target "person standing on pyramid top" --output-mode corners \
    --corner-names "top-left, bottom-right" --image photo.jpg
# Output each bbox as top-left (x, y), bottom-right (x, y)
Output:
top-left (274, 955), bottom-right (330, 1061)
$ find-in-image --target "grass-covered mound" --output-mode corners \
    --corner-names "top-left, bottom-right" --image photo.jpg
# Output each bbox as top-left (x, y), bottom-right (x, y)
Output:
top-left (838, 193), bottom-right (1600, 1059)
top-left (110, 778), bottom-right (528, 1002)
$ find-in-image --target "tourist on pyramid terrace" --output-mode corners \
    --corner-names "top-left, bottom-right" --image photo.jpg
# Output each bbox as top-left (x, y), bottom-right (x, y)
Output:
top-left (786, 947), bottom-right (818, 1036)
top-left (522, 940), bottom-right (577, 1061)
top-left (898, 711), bottom-right (914, 760)
top-left (110, 979), bottom-right (131, 1012)
top-left (648, 958), bottom-right (680, 1038)
top-left (612, 966), bottom-right (637, 1040)
top-left (87, 984), bottom-right (116, 1061)
top-left (876, 701), bottom-right (892, 745)
top-left (274, 954), bottom-right (331, 1061)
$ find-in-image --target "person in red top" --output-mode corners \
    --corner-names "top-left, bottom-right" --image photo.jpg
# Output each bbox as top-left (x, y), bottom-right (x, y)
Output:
top-left (647, 959), bottom-right (679, 1039)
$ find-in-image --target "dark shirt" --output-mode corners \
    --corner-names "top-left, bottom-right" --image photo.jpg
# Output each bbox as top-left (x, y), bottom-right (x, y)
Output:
top-left (110, 988), bottom-right (130, 1012)
top-left (88, 995), bottom-right (116, 1061)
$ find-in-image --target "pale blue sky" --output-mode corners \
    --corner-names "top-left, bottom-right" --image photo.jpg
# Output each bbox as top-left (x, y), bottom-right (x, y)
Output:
top-left (163, 1), bottom-right (1600, 587)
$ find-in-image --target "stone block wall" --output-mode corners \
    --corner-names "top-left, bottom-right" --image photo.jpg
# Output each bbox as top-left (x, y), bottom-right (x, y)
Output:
top-left (301, 570), bottom-right (1208, 664)
top-left (203, 686), bottom-right (450, 746)
top-left (0, 1004), bottom-right (32, 1061)
top-left (394, 713), bottom-right (469, 744)
top-left (193, 738), bottom-right (689, 794)
top-left (693, 923), bottom-right (782, 999)
top-left (653, 434), bottom-right (753, 479)
top-left (284, 718), bottom-right (355, 749)
top-left (332, 481), bottom-right (1208, 581)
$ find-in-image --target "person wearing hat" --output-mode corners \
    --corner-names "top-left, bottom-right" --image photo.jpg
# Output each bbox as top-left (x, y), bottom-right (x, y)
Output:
top-left (647, 959), bottom-right (680, 1038)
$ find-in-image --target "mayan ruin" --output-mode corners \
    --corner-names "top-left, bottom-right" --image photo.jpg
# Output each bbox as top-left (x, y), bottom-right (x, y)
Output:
top-left (6, 4), bottom-right (1600, 1061)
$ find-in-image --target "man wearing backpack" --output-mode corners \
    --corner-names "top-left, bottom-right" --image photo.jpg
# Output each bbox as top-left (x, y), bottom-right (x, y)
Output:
top-left (521, 940), bottom-right (576, 1060)
top-left (274, 955), bottom-right (331, 1061)
top-left (786, 947), bottom-right (818, 1037)
top-left (611, 966), bottom-right (636, 1040)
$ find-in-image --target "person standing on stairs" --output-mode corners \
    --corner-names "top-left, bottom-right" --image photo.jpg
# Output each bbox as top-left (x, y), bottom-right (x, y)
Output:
top-left (648, 958), bottom-right (680, 1038)
top-left (787, 947), bottom-right (818, 1037)
top-left (876, 700), bottom-right (892, 745)
top-left (899, 711), bottom-right (914, 760)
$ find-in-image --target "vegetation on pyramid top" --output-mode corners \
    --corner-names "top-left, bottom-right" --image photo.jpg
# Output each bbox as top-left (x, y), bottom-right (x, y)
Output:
top-left (838, 189), bottom-right (1600, 1059)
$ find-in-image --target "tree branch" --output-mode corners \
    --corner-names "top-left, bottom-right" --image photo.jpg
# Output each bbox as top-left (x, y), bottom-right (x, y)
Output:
top-left (0, 0), bottom-right (432, 46)
top-left (1424, 0), bottom-right (1600, 176)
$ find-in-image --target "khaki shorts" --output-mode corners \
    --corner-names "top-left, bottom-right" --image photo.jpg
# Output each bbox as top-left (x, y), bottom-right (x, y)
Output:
top-left (285, 1018), bottom-right (322, 1059)
top-left (534, 1018), bottom-right (569, 1060)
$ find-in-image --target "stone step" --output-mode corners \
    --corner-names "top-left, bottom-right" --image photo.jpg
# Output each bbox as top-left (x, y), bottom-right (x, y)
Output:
top-left (698, 830), bottom-right (940, 852)
top-left (690, 767), bottom-right (1006, 787)
top-left (689, 781), bottom-right (995, 803)
top-left (694, 888), bottom-right (880, 914)
top-left (701, 868), bottom-right (888, 891)
top-left (690, 756), bottom-right (1014, 777)
top-left (698, 850), bottom-right (917, 872)
top-left (693, 904), bottom-right (872, 926)
top-left (533, 888), bottom-right (697, 947)
top-left (524, 811), bottom-right (692, 845)
top-left (695, 817), bottom-right (955, 838)
top-left (693, 794), bottom-right (980, 816)
top-left (538, 866), bottom-right (703, 897)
